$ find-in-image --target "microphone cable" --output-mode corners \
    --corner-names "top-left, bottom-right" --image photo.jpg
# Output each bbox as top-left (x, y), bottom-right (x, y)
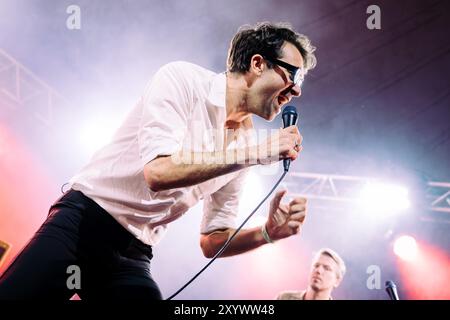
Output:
top-left (166, 169), bottom-right (288, 300)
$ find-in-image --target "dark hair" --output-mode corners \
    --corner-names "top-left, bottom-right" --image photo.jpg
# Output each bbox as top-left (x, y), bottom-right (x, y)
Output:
top-left (227, 21), bottom-right (316, 74)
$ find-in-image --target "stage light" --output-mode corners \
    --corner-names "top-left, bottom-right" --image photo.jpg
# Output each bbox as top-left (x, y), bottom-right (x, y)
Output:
top-left (396, 241), bottom-right (450, 299)
top-left (238, 170), bottom-right (264, 221)
top-left (358, 182), bottom-right (410, 215)
top-left (394, 235), bottom-right (418, 262)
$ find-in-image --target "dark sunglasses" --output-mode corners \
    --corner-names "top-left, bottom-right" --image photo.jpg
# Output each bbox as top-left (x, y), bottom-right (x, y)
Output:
top-left (263, 56), bottom-right (305, 87)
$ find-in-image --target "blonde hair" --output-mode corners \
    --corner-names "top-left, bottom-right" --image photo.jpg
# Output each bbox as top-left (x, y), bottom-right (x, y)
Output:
top-left (313, 248), bottom-right (346, 279)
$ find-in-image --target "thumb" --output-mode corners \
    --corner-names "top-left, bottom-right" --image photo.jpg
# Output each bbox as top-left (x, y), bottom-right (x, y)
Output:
top-left (271, 189), bottom-right (287, 209)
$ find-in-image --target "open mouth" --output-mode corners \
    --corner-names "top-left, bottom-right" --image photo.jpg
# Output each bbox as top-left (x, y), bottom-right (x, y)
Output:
top-left (277, 95), bottom-right (289, 107)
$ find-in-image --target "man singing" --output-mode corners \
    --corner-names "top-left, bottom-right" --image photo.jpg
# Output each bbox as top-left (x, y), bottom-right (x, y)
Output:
top-left (0, 22), bottom-right (316, 300)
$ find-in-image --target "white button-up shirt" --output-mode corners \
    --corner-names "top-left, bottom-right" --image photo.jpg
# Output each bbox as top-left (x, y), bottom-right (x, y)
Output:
top-left (69, 61), bottom-right (251, 246)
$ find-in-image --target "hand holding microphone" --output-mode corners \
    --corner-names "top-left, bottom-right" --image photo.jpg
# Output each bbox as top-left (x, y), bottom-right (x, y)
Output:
top-left (282, 106), bottom-right (300, 172)
top-left (253, 106), bottom-right (302, 170)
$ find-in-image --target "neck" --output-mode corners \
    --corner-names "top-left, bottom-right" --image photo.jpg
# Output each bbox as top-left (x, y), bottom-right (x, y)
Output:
top-left (225, 71), bottom-right (252, 129)
top-left (304, 287), bottom-right (332, 300)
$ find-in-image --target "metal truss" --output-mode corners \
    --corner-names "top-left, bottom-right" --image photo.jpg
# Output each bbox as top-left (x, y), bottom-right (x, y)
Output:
top-left (0, 48), bottom-right (66, 126)
top-left (426, 181), bottom-right (450, 214)
top-left (282, 172), bottom-right (450, 215)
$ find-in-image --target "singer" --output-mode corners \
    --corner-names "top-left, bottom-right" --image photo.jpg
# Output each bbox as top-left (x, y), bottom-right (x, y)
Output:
top-left (276, 248), bottom-right (346, 300)
top-left (0, 22), bottom-right (316, 300)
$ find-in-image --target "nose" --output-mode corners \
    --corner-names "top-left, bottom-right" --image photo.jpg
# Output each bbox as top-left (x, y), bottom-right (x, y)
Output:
top-left (315, 266), bottom-right (324, 274)
top-left (290, 84), bottom-right (301, 97)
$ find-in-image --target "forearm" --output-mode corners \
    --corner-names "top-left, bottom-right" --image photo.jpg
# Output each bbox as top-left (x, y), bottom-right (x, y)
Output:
top-left (200, 226), bottom-right (269, 258)
top-left (145, 148), bottom-right (258, 191)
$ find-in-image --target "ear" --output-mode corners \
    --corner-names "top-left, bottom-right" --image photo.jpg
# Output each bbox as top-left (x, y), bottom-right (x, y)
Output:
top-left (334, 276), bottom-right (342, 288)
top-left (249, 54), bottom-right (265, 76)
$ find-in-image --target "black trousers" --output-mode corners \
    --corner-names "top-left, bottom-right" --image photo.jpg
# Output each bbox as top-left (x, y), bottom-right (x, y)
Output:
top-left (0, 189), bottom-right (162, 300)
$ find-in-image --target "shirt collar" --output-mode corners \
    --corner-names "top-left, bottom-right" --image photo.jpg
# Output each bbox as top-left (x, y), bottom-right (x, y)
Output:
top-left (302, 290), bottom-right (333, 300)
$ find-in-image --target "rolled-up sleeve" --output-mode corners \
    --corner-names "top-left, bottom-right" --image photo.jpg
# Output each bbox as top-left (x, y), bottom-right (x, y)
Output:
top-left (138, 62), bottom-right (192, 166)
top-left (200, 169), bottom-right (249, 234)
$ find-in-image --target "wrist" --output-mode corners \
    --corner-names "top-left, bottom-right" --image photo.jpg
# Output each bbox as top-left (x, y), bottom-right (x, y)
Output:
top-left (261, 223), bottom-right (276, 244)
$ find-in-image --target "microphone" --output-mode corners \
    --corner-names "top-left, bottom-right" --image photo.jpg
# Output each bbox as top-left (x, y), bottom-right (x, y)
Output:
top-left (281, 106), bottom-right (298, 172)
top-left (385, 280), bottom-right (400, 300)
